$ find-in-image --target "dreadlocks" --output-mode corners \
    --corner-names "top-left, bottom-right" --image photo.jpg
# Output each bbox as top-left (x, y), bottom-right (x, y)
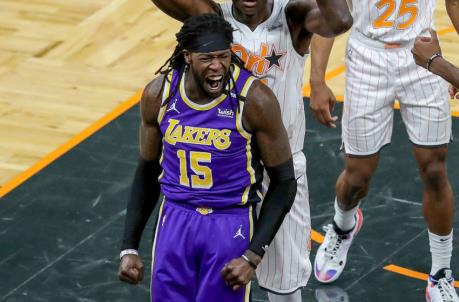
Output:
top-left (156, 13), bottom-right (247, 109)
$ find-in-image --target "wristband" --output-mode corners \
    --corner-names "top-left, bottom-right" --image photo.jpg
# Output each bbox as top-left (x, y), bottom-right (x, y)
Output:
top-left (120, 249), bottom-right (139, 259)
top-left (427, 53), bottom-right (442, 71)
top-left (241, 254), bottom-right (257, 269)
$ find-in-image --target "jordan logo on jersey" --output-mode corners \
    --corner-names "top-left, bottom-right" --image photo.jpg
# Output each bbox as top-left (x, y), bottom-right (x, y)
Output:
top-left (232, 43), bottom-right (286, 77)
top-left (233, 225), bottom-right (246, 240)
top-left (166, 99), bottom-right (180, 114)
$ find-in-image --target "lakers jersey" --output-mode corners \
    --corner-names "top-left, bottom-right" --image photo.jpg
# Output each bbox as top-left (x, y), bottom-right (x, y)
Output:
top-left (157, 65), bottom-right (263, 208)
top-left (220, 0), bottom-right (307, 154)
top-left (349, 0), bottom-right (435, 44)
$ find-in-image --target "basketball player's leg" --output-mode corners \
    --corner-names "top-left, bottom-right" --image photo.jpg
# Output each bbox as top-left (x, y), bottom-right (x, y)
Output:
top-left (150, 202), bottom-right (197, 302)
top-left (195, 207), bottom-right (253, 302)
top-left (397, 52), bottom-right (457, 300)
top-left (335, 36), bottom-right (393, 215)
top-left (336, 155), bottom-right (379, 211)
top-left (413, 145), bottom-right (457, 301)
top-left (314, 155), bottom-right (377, 283)
top-left (414, 145), bottom-right (453, 237)
top-left (256, 151), bottom-right (311, 301)
top-left (314, 37), bottom-right (394, 283)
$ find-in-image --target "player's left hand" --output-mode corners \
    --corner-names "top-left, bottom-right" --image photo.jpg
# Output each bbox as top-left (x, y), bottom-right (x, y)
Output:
top-left (220, 257), bottom-right (255, 291)
top-left (412, 29), bottom-right (441, 69)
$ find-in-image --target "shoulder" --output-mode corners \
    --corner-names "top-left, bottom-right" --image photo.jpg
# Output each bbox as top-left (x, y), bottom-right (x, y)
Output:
top-left (245, 79), bottom-right (276, 105)
top-left (243, 80), bottom-right (279, 130)
top-left (140, 74), bottom-right (167, 124)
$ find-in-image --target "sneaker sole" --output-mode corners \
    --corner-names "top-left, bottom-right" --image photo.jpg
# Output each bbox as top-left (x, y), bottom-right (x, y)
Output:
top-left (314, 208), bottom-right (364, 284)
top-left (354, 208), bottom-right (363, 236)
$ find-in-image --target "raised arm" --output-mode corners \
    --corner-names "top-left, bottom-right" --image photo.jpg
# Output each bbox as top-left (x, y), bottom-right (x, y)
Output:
top-left (118, 76), bottom-right (164, 285)
top-left (446, 0), bottom-right (459, 33)
top-left (309, 34), bottom-right (338, 128)
top-left (151, 0), bottom-right (219, 22)
top-left (220, 80), bottom-right (297, 290)
top-left (286, 0), bottom-right (353, 38)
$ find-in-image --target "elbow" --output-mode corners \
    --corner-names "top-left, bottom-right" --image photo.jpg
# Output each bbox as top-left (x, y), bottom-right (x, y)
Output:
top-left (330, 14), bottom-right (353, 35)
top-left (319, 13), bottom-right (353, 37)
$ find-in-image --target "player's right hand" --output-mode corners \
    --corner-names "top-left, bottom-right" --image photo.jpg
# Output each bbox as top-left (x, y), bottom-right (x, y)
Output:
top-left (118, 254), bottom-right (144, 284)
top-left (309, 82), bottom-right (338, 128)
top-left (449, 85), bottom-right (459, 99)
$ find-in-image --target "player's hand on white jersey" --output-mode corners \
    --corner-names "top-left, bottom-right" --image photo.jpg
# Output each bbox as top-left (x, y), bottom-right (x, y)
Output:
top-left (221, 251), bottom-right (260, 291)
top-left (309, 82), bottom-right (338, 128)
top-left (412, 29), bottom-right (441, 69)
top-left (118, 254), bottom-right (145, 284)
top-left (449, 85), bottom-right (459, 99)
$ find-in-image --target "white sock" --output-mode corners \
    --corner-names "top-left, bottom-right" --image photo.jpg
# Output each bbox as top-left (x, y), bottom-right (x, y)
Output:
top-left (333, 198), bottom-right (359, 232)
top-left (267, 290), bottom-right (302, 302)
top-left (429, 229), bottom-right (453, 275)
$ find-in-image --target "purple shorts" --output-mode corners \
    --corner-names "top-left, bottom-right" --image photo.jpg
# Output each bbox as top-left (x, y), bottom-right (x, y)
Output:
top-left (150, 200), bottom-right (253, 302)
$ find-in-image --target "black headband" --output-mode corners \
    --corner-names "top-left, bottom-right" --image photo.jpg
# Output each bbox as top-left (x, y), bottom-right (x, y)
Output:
top-left (185, 33), bottom-right (231, 53)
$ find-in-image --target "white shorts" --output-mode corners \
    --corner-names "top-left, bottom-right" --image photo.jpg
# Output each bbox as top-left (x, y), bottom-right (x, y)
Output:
top-left (256, 151), bottom-right (311, 294)
top-left (342, 32), bottom-right (452, 156)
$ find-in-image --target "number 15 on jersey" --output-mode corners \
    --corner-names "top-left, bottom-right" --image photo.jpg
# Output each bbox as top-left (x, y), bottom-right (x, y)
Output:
top-left (177, 150), bottom-right (213, 189)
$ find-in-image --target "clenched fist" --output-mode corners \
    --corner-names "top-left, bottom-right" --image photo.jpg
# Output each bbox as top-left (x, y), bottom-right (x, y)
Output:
top-left (118, 254), bottom-right (144, 284)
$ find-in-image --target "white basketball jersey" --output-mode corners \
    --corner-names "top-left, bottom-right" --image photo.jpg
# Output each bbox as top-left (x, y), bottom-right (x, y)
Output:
top-left (220, 0), bottom-right (307, 154)
top-left (349, 0), bottom-right (435, 44)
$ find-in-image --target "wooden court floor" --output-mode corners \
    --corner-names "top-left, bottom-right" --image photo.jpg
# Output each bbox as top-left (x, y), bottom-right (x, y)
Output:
top-left (0, 1), bottom-right (459, 301)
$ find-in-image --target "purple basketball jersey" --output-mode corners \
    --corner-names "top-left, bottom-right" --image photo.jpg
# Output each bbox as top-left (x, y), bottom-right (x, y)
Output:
top-left (158, 64), bottom-right (263, 208)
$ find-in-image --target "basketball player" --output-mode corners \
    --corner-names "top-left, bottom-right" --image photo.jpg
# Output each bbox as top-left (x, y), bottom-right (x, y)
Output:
top-left (412, 29), bottom-right (459, 91)
top-left (310, 1), bottom-right (459, 301)
top-left (118, 14), bottom-right (298, 302)
top-left (151, 1), bottom-right (352, 300)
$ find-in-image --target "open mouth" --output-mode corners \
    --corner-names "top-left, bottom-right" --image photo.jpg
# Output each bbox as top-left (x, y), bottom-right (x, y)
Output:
top-left (205, 75), bottom-right (224, 92)
top-left (242, 0), bottom-right (257, 9)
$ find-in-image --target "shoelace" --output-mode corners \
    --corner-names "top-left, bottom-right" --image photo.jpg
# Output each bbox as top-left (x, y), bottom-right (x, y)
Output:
top-left (322, 224), bottom-right (345, 258)
top-left (436, 278), bottom-right (456, 302)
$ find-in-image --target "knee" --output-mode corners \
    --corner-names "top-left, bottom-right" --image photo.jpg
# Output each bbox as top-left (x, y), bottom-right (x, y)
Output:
top-left (419, 159), bottom-right (448, 190)
top-left (343, 170), bottom-right (372, 201)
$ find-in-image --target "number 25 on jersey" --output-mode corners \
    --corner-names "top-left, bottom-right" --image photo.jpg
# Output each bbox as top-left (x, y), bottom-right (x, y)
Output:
top-left (373, 0), bottom-right (418, 30)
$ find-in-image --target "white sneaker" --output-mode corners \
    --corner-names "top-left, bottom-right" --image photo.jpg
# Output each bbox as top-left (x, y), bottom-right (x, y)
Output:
top-left (426, 268), bottom-right (459, 302)
top-left (314, 208), bottom-right (363, 283)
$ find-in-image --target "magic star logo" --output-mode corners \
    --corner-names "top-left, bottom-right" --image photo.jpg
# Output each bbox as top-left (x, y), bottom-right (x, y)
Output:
top-left (232, 43), bottom-right (286, 78)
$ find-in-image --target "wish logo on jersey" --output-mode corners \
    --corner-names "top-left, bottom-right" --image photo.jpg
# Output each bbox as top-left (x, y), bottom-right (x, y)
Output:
top-left (217, 108), bottom-right (234, 118)
top-left (232, 43), bottom-right (286, 77)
